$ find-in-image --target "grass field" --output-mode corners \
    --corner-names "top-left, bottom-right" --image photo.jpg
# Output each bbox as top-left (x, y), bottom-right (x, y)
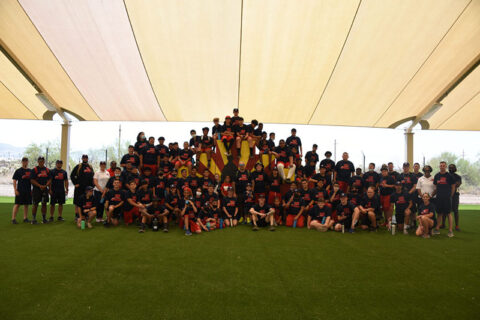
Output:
top-left (1, 200), bottom-right (479, 320)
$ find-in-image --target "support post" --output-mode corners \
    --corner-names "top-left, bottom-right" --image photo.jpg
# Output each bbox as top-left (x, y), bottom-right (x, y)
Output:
top-left (405, 130), bottom-right (414, 167)
top-left (61, 121), bottom-right (71, 173)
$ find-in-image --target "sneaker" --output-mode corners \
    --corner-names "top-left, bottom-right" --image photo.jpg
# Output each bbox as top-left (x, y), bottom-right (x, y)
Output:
top-left (422, 234), bottom-right (431, 239)
top-left (239, 217), bottom-right (244, 223)
top-left (163, 227), bottom-right (169, 233)
top-left (246, 217), bottom-right (251, 224)
top-left (57, 216), bottom-right (65, 222)
top-left (269, 226), bottom-right (276, 231)
top-left (455, 226), bottom-right (461, 232)
top-left (31, 219), bottom-right (38, 225)
top-left (432, 229), bottom-right (440, 235)
top-left (48, 217), bottom-right (54, 222)
top-left (252, 226), bottom-right (259, 231)
top-left (42, 218), bottom-right (49, 224)
top-left (403, 229), bottom-right (408, 235)
top-left (224, 152), bottom-right (229, 156)
top-left (12, 219), bottom-right (18, 224)
top-left (138, 228), bottom-right (145, 233)
top-left (23, 218), bottom-right (30, 223)
top-left (448, 231), bottom-right (454, 238)
top-left (348, 228), bottom-right (355, 233)
top-left (185, 230), bottom-right (192, 236)
top-left (87, 222), bottom-right (93, 229)
top-left (95, 218), bottom-right (101, 223)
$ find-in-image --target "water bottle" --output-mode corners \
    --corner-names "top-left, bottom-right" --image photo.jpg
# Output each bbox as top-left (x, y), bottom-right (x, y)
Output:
top-left (341, 224), bottom-right (345, 233)
top-left (293, 220), bottom-right (297, 228)
top-left (100, 197), bottom-right (105, 204)
top-left (81, 220), bottom-right (85, 230)
top-left (219, 218), bottom-right (224, 229)
top-left (391, 215), bottom-right (397, 235)
top-left (321, 217), bottom-right (326, 224)
top-left (152, 218), bottom-right (158, 231)
top-left (206, 222), bottom-right (210, 230)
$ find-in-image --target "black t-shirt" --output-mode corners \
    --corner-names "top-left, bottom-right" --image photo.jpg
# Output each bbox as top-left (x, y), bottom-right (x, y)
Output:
top-left (50, 168), bottom-right (68, 193)
top-left (137, 188), bottom-right (152, 205)
top-left (361, 195), bottom-right (380, 215)
top-left (418, 202), bottom-right (436, 221)
top-left (142, 143), bottom-right (158, 165)
top-left (106, 189), bottom-right (125, 206)
top-left (148, 204), bottom-right (167, 216)
top-left (267, 139), bottom-right (276, 150)
top-left (221, 124), bottom-right (234, 136)
top-left (244, 190), bottom-right (255, 207)
top-left (201, 177), bottom-right (214, 190)
top-left (363, 171), bottom-right (379, 188)
top-left (222, 197), bottom-right (237, 215)
top-left (252, 203), bottom-right (271, 215)
top-left (275, 146), bottom-right (291, 164)
top-left (320, 159), bottom-right (335, 172)
top-left (187, 176), bottom-right (200, 189)
top-left (31, 166), bottom-right (50, 188)
top-left (189, 136), bottom-right (202, 148)
top-left (121, 170), bottom-right (139, 187)
top-left (305, 151), bottom-right (319, 164)
top-left (350, 175), bottom-right (364, 190)
top-left (434, 172), bottom-right (454, 197)
top-left (300, 188), bottom-right (312, 204)
top-left (201, 135), bottom-right (214, 148)
top-left (166, 192), bottom-right (180, 207)
top-left (379, 175), bottom-right (395, 196)
top-left (202, 192), bottom-right (219, 208)
top-left (234, 124), bottom-right (248, 137)
top-left (399, 172), bottom-right (418, 193)
top-left (121, 153), bottom-right (140, 167)
top-left (212, 124), bottom-right (222, 136)
top-left (78, 194), bottom-right (97, 211)
top-left (390, 191), bottom-right (410, 214)
top-left (106, 176), bottom-right (123, 190)
top-left (348, 192), bottom-right (362, 206)
top-left (286, 136), bottom-right (302, 149)
top-left (154, 177), bottom-right (167, 199)
top-left (287, 197), bottom-right (305, 215)
top-left (134, 140), bottom-right (148, 154)
top-left (336, 202), bottom-right (356, 218)
top-left (12, 167), bottom-right (32, 193)
top-left (309, 205), bottom-right (331, 221)
top-left (158, 161), bottom-right (172, 174)
top-left (235, 170), bottom-right (251, 193)
top-left (124, 189), bottom-right (138, 211)
top-left (451, 173), bottom-right (462, 194)
top-left (155, 144), bottom-right (170, 157)
top-left (335, 160), bottom-right (354, 182)
top-left (304, 165), bottom-right (316, 178)
top-left (312, 173), bottom-right (332, 188)
top-left (251, 171), bottom-right (267, 193)
top-left (178, 149), bottom-right (193, 161)
top-left (311, 188), bottom-right (328, 202)
top-left (389, 171), bottom-right (400, 182)
top-left (269, 176), bottom-right (282, 193)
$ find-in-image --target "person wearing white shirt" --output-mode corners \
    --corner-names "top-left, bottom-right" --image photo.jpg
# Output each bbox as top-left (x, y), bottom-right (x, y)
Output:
top-left (416, 165), bottom-right (436, 198)
top-left (93, 161), bottom-right (111, 222)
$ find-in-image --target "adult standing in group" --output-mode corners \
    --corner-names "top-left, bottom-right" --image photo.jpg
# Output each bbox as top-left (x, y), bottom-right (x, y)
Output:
top-left (11, 157), bottom-right (32, 224)
top-left (334, 152), bottom-right (355, 193)
top-left (49, 160), bottom-right (68, 222)
top-left (446, 164), bottom-right (462, 231)
top-left (286, 128), bottom-right (302, 158)
top-left (416, 165), bottom-right (435, 212)
top-left (433, 161), bottom-right (455, 237)
top-left (93, 161), bottom-right (111, 222)
top-left (320, 151), bottom-right (336, 177)
top-left (71, 155), bottom-right (95, 220)
top-left (31, 156), bottom-right (51, 224)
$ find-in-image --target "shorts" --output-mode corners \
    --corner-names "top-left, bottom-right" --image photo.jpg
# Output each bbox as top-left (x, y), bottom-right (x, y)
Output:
top-left (435, 196), bottom-right (452, 215)
top-left (32, 188), bottom-right (49, 204)
top-left (201, 147), bottom-right (212, 152)
top-left (286, 214), bottom-right (304, 228)
top-left (276, 161), bottom-right (290, 168)
top-left (359, 212), bottom-right (371, 225)
top-left (221, 135), bottom-right (234, 142)
top-left (380, 195), bottom-right (391, 211)
top-left (15, 192), bottom-right (32, 205)
top-left (256, 216), bottom-right (269, 227)
top-left (142, 164), bottom-right (157, 175)
top-left (110, 206), bottom-right (123, 219)
top-left (50, 192), bottom-right (66, 205)
top-left (175, 160), bottom-right (192, 167)
top-left (395, 213), bottom-right (405, 224)
top-left (124, 207), bottom-right (140, 224)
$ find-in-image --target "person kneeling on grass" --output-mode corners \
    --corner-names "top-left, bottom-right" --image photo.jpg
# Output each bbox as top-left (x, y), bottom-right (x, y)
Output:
top-left (355, 187), bottom-right (379, 232)
top-left (334, 193), bottom-right (357, 232)
top-left (78, 186), bottom-right (97, 229)
top-left (390, 181), bottom-right (412, 235)
top-left (147, 197), bottom-right (170, 232)
top-left (222, 187), bottom-right (238, 227)
top-left (249, 194), bottom-right (275, 231)
top-left (104, 179), bottom-right (125, 227)
top-left (285, 189), bottom-right (306, 228)
top-left (198, 202), bottom-right (217, 232)
top-left (181, 188), bottom-right (201, 236)
top-left (416, 193), bottom-right (436, 239)
top-left (308, 198), bottom-right (333, 231)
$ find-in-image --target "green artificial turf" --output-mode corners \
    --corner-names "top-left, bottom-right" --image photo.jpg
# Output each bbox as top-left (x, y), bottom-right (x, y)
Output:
top-left (1, 202), bottom-right (479, 320)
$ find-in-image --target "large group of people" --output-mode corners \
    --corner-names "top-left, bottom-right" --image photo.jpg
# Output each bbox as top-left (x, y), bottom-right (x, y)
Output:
top-left (11, 108), bottom-right (462, 238)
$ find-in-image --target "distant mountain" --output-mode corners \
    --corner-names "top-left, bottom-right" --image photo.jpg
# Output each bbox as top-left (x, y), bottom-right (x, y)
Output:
top-left (0, 143), bottom-right (25, 154)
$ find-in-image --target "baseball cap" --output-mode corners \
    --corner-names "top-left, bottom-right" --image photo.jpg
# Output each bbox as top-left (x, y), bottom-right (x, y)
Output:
top-left (56, 160), bottom-right (63, 164)
top-left (320, 164), bottom-right (326, 169)
top-left (395, 181), bottom-right (402, 186)
top-left (225, 115), bottom-right (231, 119)
top-left (158, 137), bottom-right (165, 141)
top-left (202, 127), bottom-right (209, 131)
top-left (233, 108), bottom-right (239, 112)
top-left (340, 193), bottom-right (348, 198)
top-left (258, 194), bottom-right (265, 198)
top-left (381, 166), bottom-right (388, 171)
top-left (403, 162), bottom-right (410, 167)
top-left (246, 182), bottom-right (252, 186)
top-left (82, 154), bottom-right (88, 158)
top-left (227, 187), bottom-right (233, 191)
top-left (170, 184), bottom-right (176, 188)
top-left (325, 151), bottom-right (332, 156)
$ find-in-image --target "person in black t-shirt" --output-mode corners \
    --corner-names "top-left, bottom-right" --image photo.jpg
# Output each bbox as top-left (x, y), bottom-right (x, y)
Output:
top-left (140, 137), bottom-right (159, 175)
top-left (234, 117), bottom-right (254, 159)
top-left (272, 140), bottom-right (296, 182)
top-left (49, 160), bottom-right (68, 222)
top-left (305, 144), bottom-right (319, 167)
top-left (222, 187), bottom-right (238, 227)
top-left (355, 187), bottom-right (380, 232)
top-left (334, 152), bottom-right (354, 193)
top-left (251, 162), bottom-right (268, 199)
top-left (71, 154), bottom-right (94, 219)
top-left (156, 137), bottom-right (170, 159)
top-left (334, 193), bottom-right (358, 232)
top-left (104, 179), bottom-right (125, 227)
top-left (31, 156), bottom-right (51, 224)
top-left (433, 161), bottom-right (455, 237)
top-left (362, 163), bottom-right (379, 190)
top-left (308, 198), bottom-right (333, 231)
top-left (448, 164), bottom-right (462, 231)
top-left (77, 186), bottom-right (97, 229)
top-left (387, 162), bottom-right (400, 181)
top-left (249, 194), bottom-right (275, 231)
top-left (120, 145), bottom-right (140, 169)
top-left (11, 157), bottom-right (32, 224)
top-left (147, 197), bottom-right (170, 232)
top-left (390, 182), bottom-right (412, 234)
top-left (319, 151), bottom-right (335, 175)
top-left (212, 117), bottom-right (222, 141)
top-left (134, 132), bottom-right (148, 155)
top-left (379, 166), bottom-right (395, 226)
top-left (200, 127), bottom-right (214, 167)
top-left (220, 116), bottom-right (235, 156)
top-left (416, 193), bottom-right (436, 238)
top-left (175, 142), bottom-right (194, 172)
top-left (286, 128), bottom-right (302, 156)
top-left (413, 163), bottom-right (423, 179)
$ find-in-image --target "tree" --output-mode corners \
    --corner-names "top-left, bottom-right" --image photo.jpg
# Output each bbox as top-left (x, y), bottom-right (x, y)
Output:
top-left (428, 152), bottom-right (480, 192)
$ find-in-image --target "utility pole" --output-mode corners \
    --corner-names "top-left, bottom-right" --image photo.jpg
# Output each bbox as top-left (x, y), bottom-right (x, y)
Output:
top-left (118, 124), bottom-right (122, 160)
top-left (361, 150), bottom-right (365, 173)
top-left (334, 139), bottom-right (337, 162)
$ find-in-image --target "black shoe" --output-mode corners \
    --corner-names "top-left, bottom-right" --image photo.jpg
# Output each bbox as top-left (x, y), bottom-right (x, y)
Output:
top-left (12, 219), bottom-right (18, 224)
top-left (42, 218), bottom-right (49, 224)
top-left (23, 218), bottom-right (30, 223)
top-left (48, 217), bottom-right (54, 222)
top-left (31, 219), bottom-right (38, 225)
top-left (439, 224), bottom-right (446, 229)
top-left (369, 227), bottom-right (376, 232)
top-left (57, 216), bottom-right (65, 222)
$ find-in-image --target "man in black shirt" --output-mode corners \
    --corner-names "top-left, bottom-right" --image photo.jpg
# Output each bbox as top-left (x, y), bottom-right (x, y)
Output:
top-left (156, 137), bottom-right (170, 159)
top-left (11, 157), bottom-right (32, 224)
top-left (390, 181), bottom-right (412, 234)
top-left (200, 127), bottom-right (214, 168)
top-left (212, 117), bottom-right (222, 141)
top-left (362, 163), bottom-right (379, 190)
top-left (267, 132), bottom-right (276, 150)
top-left (320, 151), bottom-right (335, 175)
top-left (379, 166), bottom-right (395, 226)
top-left (120, 145), bottom-right (140, 168)
top-left (448, 164), bottom-right (462, 231)
top-left (334, 152), bottom-right (354, 193)
top-left (49, 160), bottom-right (68, 222)
top-left (433, 161), bottom-right (455, 237)
top-left (413, 162), bottom-right (423, 178)
top-left (388, 162), bottom-right (400, 181)
top-left (249, 194), bottom-right (275, 231)
top-left (272, 139), bottom-right (296, 182)
top-left (305, 144), bottom-right (319, 167)
top-left (286, 128), bottom-right (302, 157)
top-left (31, 156), bottom-right (51, 224)
top-left (71, 154), bottom-right (94, 220)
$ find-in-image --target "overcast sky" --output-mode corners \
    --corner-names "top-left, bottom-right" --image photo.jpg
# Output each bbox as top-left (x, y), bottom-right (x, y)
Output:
top-left (1, 117), bottom-right (479, 170)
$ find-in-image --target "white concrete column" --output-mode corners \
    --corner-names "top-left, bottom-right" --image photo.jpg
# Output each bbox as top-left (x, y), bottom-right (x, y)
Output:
top-left (61, 121), bottom-right (71, 173)
top-left (405, 131), bottom-right (414, 166)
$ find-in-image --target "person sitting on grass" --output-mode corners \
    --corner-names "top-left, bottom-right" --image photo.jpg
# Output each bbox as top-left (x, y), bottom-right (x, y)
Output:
top-left (78, 186), bottom-right (97, 229)
top-left (416, 193), bottom-right (436, 239)
top-left (222, 187), bottom-right (238, 227)
top-left (334, 193), bottom-right (357, 232)
top-left (272, 196), bottom-right (284, 226)
top-left (356, 186), bottom-right (379, 232)
top-left (181, 187), bottom-right (200, 236)
top-left (104, 179), bottom-right (125, 227)
top-left (308, 198), bottom-right (333, 232)
top-left (147, 197), bottom-right (170, 232)
top-left (249, 194), bottom-right (275, 231)
top-left (285, 188), bottom-right (305, 228)
top-left (390, 181), bottom-right (412, 235)
top-left (198, 202), bottom-right (217, 232)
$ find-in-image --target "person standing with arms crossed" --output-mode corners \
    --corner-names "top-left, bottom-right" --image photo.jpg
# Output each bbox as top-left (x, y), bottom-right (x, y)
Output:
top-left (11, 157), bottom-right (32, 224)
